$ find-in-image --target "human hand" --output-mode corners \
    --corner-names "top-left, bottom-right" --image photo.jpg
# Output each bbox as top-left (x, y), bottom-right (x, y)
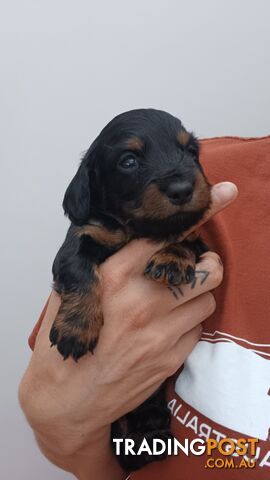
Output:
top-left (19, 181), bottom-right (238, 479)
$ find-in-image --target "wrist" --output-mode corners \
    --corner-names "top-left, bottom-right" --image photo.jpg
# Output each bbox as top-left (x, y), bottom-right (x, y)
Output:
top-left (73, 427), bottom-right (127, 480)
top-left (36, 426), bottom-right (127, 480)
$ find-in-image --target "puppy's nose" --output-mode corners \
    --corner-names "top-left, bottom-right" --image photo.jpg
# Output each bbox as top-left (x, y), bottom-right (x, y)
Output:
top-left (165, 180), bottom-right (193, 205)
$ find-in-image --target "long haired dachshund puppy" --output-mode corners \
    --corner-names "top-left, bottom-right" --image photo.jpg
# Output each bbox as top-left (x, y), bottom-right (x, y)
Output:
top-left (50, 108), bottom-right (211, 470)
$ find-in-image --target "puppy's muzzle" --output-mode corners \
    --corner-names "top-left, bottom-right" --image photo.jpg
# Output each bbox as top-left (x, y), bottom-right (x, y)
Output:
top-left (159, 178), bottom-right (194, 206)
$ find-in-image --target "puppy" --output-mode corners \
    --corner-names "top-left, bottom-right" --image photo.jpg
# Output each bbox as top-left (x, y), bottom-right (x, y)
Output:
top-left (50, 108), bottom-right (211, 470)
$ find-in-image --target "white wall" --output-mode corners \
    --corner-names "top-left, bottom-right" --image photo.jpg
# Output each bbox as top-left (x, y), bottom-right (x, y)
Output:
top-left (0, 1), bottom-right (269, 478)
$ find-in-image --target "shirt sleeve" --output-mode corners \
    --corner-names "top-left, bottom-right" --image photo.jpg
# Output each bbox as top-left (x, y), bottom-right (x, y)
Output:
top-left (28, 296), bottom-right (50, 351)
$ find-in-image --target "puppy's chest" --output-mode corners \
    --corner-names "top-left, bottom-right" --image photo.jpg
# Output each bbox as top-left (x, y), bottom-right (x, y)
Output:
top-left (77, 222), bottom-right (186, 265)
top-left (77, 223), bottom-right (130, 263)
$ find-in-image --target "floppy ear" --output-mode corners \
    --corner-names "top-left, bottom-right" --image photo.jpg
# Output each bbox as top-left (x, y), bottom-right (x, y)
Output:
top-left (186, 134), bottom-right (200, 158)
top-left (62, 160), bottom-right (91, 225)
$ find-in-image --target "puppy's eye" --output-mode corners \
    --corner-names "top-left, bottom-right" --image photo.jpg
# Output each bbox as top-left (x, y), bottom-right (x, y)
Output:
top-left (117, 154), bottom-right (139, 171)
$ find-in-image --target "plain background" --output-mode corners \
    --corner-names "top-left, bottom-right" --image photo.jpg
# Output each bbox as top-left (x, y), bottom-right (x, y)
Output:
top-left (0, 0), bottom-right (269, 478)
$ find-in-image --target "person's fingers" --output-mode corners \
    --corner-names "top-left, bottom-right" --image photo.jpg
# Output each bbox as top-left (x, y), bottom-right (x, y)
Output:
top-left (140, 293), bottom-right (215, 365)
top-left (165, 324), bottom-right (202, 377)
top-left (165, 251), bottom-right (223, 309)
top-left (210, 181), bottom-right (238, 211)
top-left (118, 251), bottom-right (223, 322)
top-left (164, 292), bottom-right (216, 338)
top-left (35, 251), bottom-right (221, 357)
top-left (100, 237), bottom-right (160, 287)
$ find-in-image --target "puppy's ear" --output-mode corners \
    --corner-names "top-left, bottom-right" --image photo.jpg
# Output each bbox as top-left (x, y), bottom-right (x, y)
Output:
top-left (63, 160), bottom-right (91, 225)
top-left (187, 135), bottom-right (200, 158)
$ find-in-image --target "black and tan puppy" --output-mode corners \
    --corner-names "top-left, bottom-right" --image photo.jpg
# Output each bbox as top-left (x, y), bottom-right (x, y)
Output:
top-left (50, 108), bottom-right (211, 470)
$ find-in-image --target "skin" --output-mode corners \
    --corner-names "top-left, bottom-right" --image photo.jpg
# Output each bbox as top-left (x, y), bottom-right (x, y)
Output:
top-left (19, 181), bottom-right (238, 480)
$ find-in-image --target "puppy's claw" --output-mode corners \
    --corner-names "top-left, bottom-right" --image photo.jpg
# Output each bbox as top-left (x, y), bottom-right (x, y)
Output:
top-left (49, 326), bottom-right (59, 345)
top-left (144, 261), bottom-right (154, 275)
top-left (154, 268), bottom-right (162, 279)
top-left (144, 246), bottom-right (196, 287)
top-left (49, 324), bottom-right (98, 361)
top-left (88, 338), bottom-right (97, 354)
top-left (167, 271), bottom-right (174, 284)
top-left (185, 265), bottom-right (195, 284)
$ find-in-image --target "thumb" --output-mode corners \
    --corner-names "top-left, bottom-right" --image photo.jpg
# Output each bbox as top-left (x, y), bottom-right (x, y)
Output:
top-left (179, 181), bottom-right (238, 239)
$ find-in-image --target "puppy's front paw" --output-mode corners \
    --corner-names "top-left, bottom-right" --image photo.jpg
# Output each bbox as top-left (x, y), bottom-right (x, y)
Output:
top-left (49, 292), bottom-right (103, 361)
top-left (49, 321), bottom-right (98, 361)
top-left (144, 243), bottom-right (196, 286)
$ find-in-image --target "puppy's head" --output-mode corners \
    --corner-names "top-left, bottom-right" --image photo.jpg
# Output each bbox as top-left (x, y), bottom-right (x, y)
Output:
top-left (63, 109), bottom-right (211, 237)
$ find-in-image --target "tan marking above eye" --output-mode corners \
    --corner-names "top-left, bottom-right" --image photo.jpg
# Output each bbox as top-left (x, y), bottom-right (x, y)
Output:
top-left (177, 129), bottom-right (191, 147)
top-left (127, 136), bottom-right (144, 151)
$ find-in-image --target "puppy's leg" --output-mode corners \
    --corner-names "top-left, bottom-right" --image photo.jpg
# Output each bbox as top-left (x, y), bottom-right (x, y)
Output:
top-left (50, 267), bottom-right (103, 361)
top-left (112, 383), bottom-right (172, 471)
top-left (144, 237), bottom-right (208, 287)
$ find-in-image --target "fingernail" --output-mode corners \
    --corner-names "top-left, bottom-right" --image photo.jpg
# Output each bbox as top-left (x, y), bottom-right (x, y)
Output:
top-left (212, 182), bottom-right (238, 205)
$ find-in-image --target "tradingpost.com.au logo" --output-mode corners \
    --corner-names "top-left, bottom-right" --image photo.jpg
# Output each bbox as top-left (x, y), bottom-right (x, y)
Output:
top-left (112, 437), bottom-right (258, 469)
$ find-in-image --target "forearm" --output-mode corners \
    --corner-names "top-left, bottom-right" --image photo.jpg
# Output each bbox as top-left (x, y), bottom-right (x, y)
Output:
top-left (20, 374), bottom-right (127, 479)
top-left (36, 426), bottom-right (127, 480)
